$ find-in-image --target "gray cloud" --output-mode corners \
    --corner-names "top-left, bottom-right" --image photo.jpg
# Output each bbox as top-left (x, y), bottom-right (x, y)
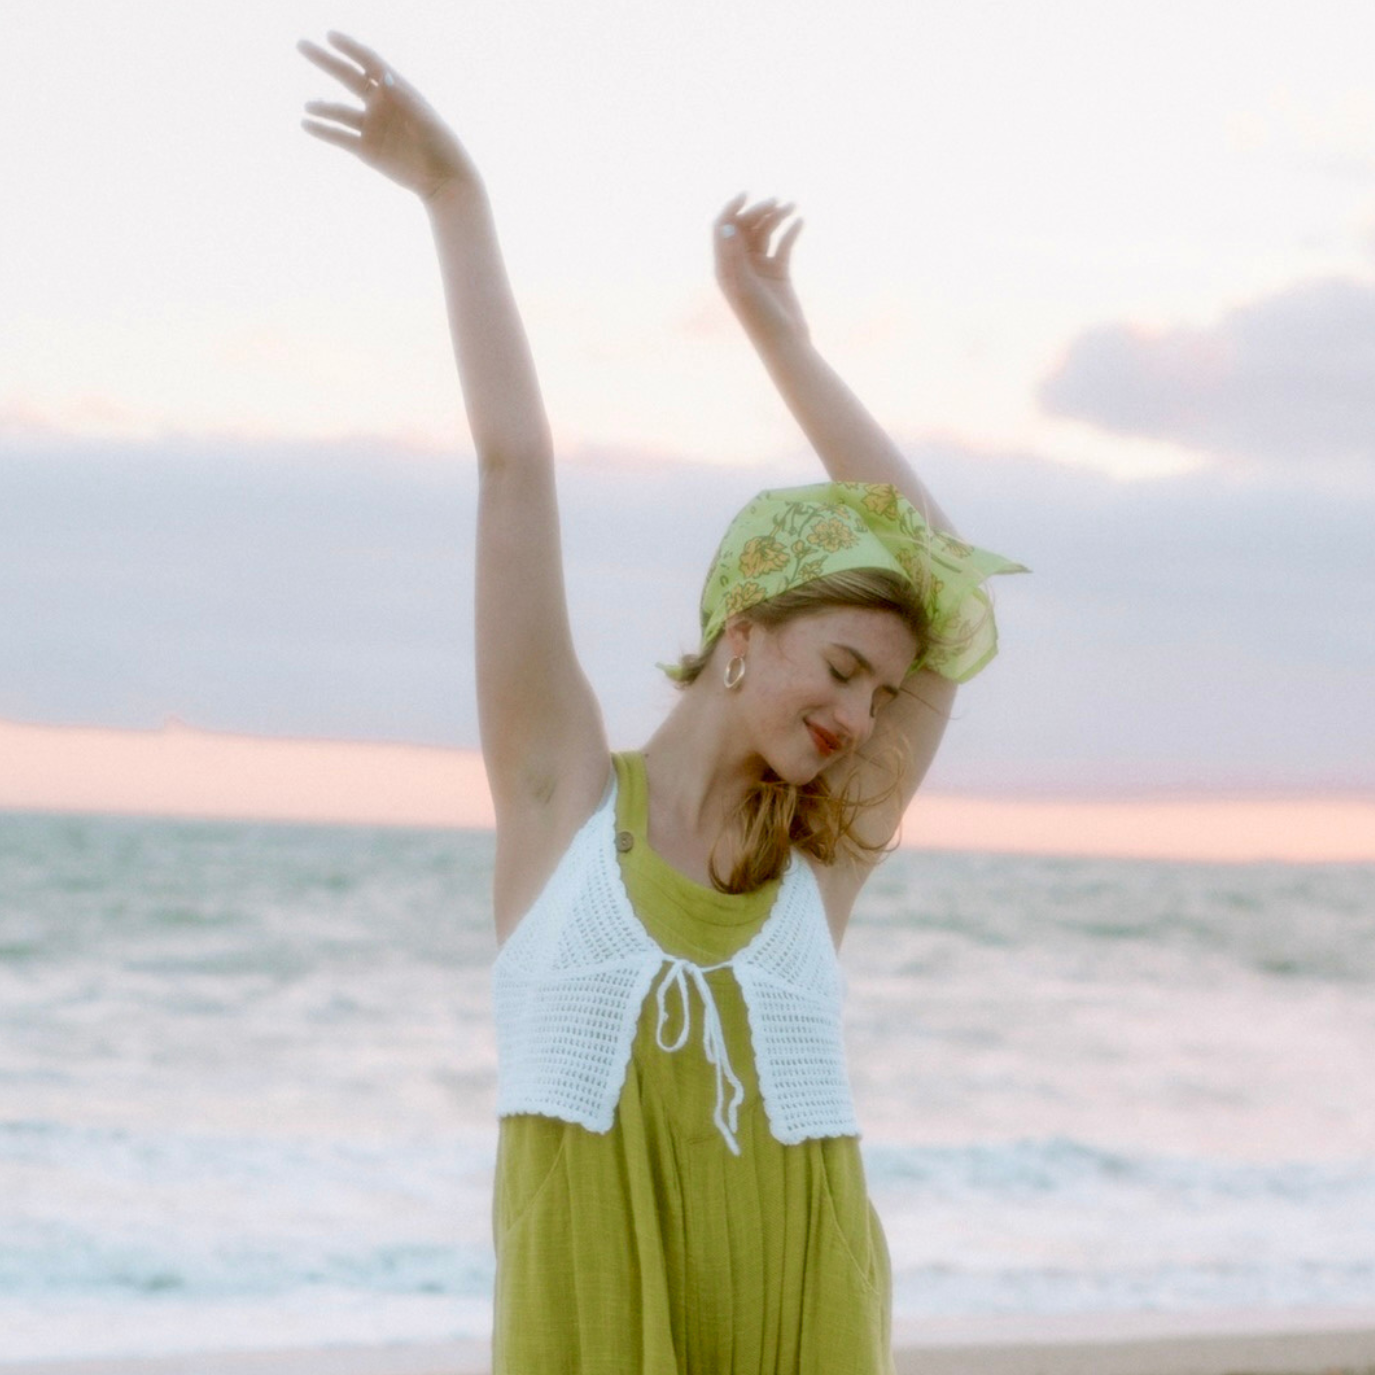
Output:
top-left (1039, 277), bottom-right (1375, 467)
top-left (2, 432), bottom-right (1372, 797)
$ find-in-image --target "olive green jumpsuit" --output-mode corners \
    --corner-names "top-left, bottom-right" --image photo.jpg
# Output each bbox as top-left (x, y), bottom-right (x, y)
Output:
top-left (492, 752), bottom-right (894, 1373)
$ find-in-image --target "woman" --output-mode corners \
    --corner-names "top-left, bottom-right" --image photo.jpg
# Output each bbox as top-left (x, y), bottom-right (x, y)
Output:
top-left (300, 32), bottom-right (1022, 1374)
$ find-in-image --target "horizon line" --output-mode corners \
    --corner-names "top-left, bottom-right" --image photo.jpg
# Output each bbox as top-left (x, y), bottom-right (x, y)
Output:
top-left (3, 718), bottom-right (1373, 864)
top-left (5, 715), bottom-right (1372, 807)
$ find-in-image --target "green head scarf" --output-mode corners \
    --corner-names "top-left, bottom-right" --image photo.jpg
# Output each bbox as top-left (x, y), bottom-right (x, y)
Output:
top-left (676, 481), bottom-right (1026, 684)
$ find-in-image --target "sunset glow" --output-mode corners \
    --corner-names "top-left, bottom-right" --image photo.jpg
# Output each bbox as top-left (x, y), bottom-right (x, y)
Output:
top-left (6, 720), bottom-right (1371, 865)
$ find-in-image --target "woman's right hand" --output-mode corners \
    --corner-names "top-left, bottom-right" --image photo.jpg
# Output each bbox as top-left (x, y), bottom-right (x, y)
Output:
top-left (298, 32), bottom-right (479, 202)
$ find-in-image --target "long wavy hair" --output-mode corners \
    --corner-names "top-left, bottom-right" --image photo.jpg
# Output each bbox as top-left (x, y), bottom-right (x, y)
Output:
top-left (673, 568), bottom-right (945, 894)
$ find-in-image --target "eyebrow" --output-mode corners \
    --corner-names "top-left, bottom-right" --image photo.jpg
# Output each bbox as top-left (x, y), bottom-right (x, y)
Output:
top-left (833, 644), bottom-right (903, 698)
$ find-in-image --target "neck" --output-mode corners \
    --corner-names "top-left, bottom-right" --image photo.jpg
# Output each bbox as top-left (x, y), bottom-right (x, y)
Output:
top-left (641, 682), bottom-right (764, 862)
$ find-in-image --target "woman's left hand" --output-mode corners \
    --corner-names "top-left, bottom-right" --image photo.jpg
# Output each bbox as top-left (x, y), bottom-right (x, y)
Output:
top-left (714, 194), bottom-right (810, 346)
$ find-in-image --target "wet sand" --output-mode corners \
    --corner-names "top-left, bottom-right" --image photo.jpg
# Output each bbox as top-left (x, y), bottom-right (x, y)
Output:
top-left (5, 1307), bottom-right (1374, 1375)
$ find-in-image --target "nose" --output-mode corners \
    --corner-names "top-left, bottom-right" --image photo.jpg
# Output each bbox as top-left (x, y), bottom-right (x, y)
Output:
top-left (833, 690), bottom-right (874, 748)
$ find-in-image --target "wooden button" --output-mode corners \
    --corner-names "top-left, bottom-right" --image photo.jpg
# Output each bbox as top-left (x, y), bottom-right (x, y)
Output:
top-left (615, 830), bottom-right (635, 853)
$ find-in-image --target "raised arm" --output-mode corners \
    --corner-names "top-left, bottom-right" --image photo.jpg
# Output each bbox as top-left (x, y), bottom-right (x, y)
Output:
top-left (713, 195), bottom-right (957, 535)
top-left (714, 195), bottom-right (959, 884)
top-left (299, 34), bottom-right (607, 936)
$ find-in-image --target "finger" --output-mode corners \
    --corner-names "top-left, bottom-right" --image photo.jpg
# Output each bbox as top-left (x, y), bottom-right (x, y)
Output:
top-left (714, 192), bottom-right (748, 229)
top-left (304, 100), bottom-right (364, 131)
top-left (714, 193), bottom-right (749, 259)
top-left (737, 198), bottom-right (779, 229)
top-left (327, 30), bottom-right (391, 80)
top-left (742, 206), bottom-right (789, 251)
top-left (774, 217), bottom-right (804, 270)
top-left (301, 118), bottom-right (362, 154)
top-left (297, 37), bottom-right (369, 97)
top-left (714, 205), bottom-right (749, 283)
top-left (752, 203), bottom-right (795, 247)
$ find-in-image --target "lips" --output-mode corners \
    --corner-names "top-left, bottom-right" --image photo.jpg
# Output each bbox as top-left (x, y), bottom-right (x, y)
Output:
top-left (807, 721), bottom-right (842, 757)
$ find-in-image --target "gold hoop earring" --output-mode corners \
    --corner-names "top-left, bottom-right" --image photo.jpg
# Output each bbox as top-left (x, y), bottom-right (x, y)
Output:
top-left (723, 655), bottom-right (747, 690)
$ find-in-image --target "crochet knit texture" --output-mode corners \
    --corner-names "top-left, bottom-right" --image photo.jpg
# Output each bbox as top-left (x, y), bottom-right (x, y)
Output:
top-left (493, 776), bottom-right (859, 1154)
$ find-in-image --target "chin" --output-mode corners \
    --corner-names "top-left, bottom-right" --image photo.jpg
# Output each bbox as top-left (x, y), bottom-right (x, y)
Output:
top-left (765, 753), bottom-right (828, 789)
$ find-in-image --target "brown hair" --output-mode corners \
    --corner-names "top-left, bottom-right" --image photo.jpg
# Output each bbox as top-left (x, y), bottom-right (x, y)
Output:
top-left (673, 568), bottom-right (940, 894)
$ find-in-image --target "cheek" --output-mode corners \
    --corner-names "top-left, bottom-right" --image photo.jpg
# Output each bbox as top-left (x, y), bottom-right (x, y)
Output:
top-left (740, 668), bottom-right (813, 744)
top-left (757, 655), bottom-right (819, 709)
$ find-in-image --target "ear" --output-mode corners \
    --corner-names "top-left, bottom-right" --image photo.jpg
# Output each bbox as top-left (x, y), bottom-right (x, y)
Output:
top-left (723, 614), bottom-right (756, 657)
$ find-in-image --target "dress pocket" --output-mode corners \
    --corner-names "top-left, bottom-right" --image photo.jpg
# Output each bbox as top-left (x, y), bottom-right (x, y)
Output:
top-left (493, 1116), bottom-right (569, 1249)
top-left (819, 1147), bottom-right (888, 1300)
top-left (804, 1152), bottom-right (895, 1373)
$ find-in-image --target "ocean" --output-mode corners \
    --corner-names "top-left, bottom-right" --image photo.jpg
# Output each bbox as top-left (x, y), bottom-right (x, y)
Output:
top-left (2, 812), bottom-right (1373, 1360)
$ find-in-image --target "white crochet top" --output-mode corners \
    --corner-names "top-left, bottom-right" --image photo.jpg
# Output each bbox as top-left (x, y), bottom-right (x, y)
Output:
top-left (492, 771), bottom-right (859, 1155)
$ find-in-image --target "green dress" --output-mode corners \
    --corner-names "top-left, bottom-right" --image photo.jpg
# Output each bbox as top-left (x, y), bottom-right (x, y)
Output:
top-left (492, 752), bottom-right (894, 1374)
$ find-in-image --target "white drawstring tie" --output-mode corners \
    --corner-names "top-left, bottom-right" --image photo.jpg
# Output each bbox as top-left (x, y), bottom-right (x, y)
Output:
top-left (653, 958), bottom-right (746, 1155)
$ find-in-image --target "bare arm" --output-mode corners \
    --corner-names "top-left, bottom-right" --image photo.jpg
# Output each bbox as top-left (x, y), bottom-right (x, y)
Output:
top-left (713, 195), bottom-right (955, 534)
top-left (428, 183), bottom-right (608, 932)
top-left (714, 196), bottom-right (958, 918)
top-left (299, 34), bottom-right (607, 937)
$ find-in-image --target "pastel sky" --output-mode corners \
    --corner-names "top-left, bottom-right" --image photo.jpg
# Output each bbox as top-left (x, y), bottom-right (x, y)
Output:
top-left (4, 0), bottom-right (1375, 806)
